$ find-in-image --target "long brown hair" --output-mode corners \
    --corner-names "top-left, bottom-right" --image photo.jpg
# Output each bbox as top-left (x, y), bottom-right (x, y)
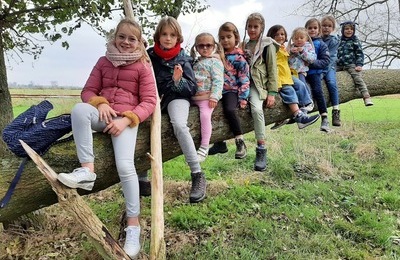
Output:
top-left (218, 22), bottom-right (241, 46)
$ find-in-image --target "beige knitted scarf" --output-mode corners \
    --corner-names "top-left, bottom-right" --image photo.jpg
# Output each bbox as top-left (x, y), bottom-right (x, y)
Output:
top-left (105, 41), bottom-right (143, 67)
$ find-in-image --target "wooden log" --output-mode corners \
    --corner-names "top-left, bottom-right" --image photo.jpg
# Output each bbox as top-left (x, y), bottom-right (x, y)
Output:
top-left (19, 140), bottom-right (131, 260)
top-left (0, 69), bottom-right (399, 222)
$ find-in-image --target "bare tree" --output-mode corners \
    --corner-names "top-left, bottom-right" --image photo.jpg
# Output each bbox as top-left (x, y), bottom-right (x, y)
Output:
top-left (295, 0), bottom-right (400, 68)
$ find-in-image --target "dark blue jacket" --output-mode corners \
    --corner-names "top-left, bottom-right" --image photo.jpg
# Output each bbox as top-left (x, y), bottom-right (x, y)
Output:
top-left (147, 48), bottom-right (196, 111)
top-left (308, 37), bottom-right (330, 75)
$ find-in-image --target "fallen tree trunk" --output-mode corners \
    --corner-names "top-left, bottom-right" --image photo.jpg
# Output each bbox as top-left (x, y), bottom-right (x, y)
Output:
top-left (1, 69), bottom-right (399, 222)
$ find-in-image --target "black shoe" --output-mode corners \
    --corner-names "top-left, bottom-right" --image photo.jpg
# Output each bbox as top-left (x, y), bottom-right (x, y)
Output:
top-left (254, 147), bottom-right (267, 171)
top-left (270, 119), bottom-right (290, 130)
top-left (235, 138), bottom-right (247, 159)
top-left (332, 109), bottom-right (341, 127)
top-left (139, 180), bottom-right (151, 197)
top-left (189, 172), bottom-right (206, 203)
top-left (208, 141), bottom-right (228, 155)
top-left (295, 112), bottom-right (320, 129)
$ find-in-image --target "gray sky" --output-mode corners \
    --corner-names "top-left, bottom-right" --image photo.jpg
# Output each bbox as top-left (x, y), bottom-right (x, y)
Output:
top-left (6, 0), bottom-right (308, 87)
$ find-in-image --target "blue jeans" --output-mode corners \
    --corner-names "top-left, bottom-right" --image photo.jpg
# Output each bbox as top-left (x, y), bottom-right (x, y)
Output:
top-left (322, 68), bottom-right (339, 106)
top-left (292, 76), bottom-right (312, 107)
top-left (306, 73), bottom-right (328, 114)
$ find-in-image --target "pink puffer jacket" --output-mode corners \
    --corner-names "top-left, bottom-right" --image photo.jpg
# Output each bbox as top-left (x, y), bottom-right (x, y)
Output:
top-left (81, 56), bottom-right (157, 122)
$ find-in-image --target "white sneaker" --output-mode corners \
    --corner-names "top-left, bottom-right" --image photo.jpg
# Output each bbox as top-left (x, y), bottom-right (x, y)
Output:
top-left (124, 226), bottom-right (141, 259)
top-left (57, 167), bottom-right (96, 191)
top-left (197, 146), bottom-right (208, 163)
top-left (303, 102), bottom-right (314, 112)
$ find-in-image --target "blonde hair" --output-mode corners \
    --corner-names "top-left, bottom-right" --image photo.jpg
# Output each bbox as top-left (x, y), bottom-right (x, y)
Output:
top-left (241, 12), bottom-right (265, 49)
top-left (287, 27), bottom-right (314, 50)
top-left (218, 22), bottom-right (241, 46)
top-left (190, 32), bottom-right (226, 66)
top-left (321, 15), bottom-right (337, 31)
top-left (305, 18), bottom-right (322, 36)
top-left (112, 18), bottom-right (149, 63)
top-left (153, 16), bottom-right (184, 44)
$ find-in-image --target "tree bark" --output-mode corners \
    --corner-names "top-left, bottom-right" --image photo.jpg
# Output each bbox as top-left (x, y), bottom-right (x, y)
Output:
top-left (0, 69), bottom-right (399, 222)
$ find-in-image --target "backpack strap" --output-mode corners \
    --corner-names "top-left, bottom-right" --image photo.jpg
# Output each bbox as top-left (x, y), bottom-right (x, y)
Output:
top-left (0, 157), bottom-right (28, 209)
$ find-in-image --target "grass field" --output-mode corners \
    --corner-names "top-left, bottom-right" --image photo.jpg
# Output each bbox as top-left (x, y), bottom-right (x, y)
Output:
top-left (1, 93), bottom-right (399, 259)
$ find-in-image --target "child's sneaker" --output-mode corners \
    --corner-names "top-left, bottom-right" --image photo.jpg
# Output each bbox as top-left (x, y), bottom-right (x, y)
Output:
top-left (123, 225), bottom-right (141, 258)
top-left (295, 112), bottom-right (320, 129)
top-left (363, 97), bottom-right (374, 106)
top-left (302, 102), bottom-right (314, 112)
top-left (197, 146), bottom-right (209, 163)
top-left (57, 167), bottom-right (96, 191)
top-left (208, 141), bottom-right (228, 155)
top-left (270, 119), bottom-right (290, 130)
top-left (320, 116), bottom-right (330, 132)
top-left (190, 171), bottom-right (206, 203)
top-left (332, 109), bottom-right (341, 126)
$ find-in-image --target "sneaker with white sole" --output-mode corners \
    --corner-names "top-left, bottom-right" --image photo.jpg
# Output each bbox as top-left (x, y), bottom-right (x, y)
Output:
top-left (57, 167), bottom-right (96, 191)
top-left (197, 146), bottom-right (209, 163)
top-left (124, 226), bottom-right (141, 259)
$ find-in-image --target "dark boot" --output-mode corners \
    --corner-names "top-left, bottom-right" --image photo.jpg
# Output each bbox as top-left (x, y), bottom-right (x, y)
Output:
top-left (235, 138), bottom-right (247, 159)
top-left (189, 172), bottom-right (206, 203)
top-left (208, 141), bottom-right (228, 155)
top-left (332, 109), bottom-right (341, 127)
top-left (254, 147), bottom-right (267, 171)
top-left (139, 180), bottom-right (151, 197)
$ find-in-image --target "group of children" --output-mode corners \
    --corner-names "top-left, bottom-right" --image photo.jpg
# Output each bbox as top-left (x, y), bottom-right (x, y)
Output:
top-left (54, 13), bottom-right (373, 258)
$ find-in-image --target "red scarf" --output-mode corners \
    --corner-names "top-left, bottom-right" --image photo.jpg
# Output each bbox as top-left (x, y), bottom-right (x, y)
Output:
top-left (154, 42), bottom-right (181, 60)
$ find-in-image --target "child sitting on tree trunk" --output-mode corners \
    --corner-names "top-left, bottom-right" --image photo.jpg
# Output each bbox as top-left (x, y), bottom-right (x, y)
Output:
top-left (337, 21), bottom-right (373, 106)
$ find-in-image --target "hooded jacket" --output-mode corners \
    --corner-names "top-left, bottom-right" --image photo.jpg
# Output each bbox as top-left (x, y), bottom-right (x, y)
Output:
top-left (337, 21), bottom-right (364, 67)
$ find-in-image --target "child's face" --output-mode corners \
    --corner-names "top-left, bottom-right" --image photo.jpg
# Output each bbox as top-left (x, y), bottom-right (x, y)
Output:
top-left (159, 25), bottom-right (178, 49)
top-left (247, 19), bottom-right (262, 41)
top-left (196, 36), bottom-right (215, 58)
top-left (321, 20), bottom-right (334, 36)
top-left (306, 22), bottom-right (320, 38)
top-left (219, 30), bottom-right (236, 52)
top-left (273, 28), bottom-right (286, 45)
top-left (293, 33), bottom-right (307, 47)
top-left (343, 25), bottom-right (354, 38)
top-left (115, 24), bottom-right (140, 53)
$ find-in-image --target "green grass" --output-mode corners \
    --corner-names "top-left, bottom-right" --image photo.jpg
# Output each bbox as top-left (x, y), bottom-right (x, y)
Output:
top-left (156, 95), bottom-right (400, 259)
top-left (2, 94), bottom-right (400, 259)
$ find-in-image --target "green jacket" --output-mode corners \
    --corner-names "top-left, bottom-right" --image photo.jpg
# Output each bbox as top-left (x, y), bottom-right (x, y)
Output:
top-left (245, 37), bottom-right (279, 100)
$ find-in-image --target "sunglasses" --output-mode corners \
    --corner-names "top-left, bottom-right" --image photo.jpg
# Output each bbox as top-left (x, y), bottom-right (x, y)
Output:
top-left (196, 44), bottom-right (214, 49)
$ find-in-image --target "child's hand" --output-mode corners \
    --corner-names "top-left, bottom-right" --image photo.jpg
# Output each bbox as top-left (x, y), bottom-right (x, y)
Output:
top-left (239, 99), bottom-right (247, 109)
top-left (98, 103), bottom-right (117, 124)
top-left (355, 66), bottom-right (362, 72)
top-left (103, 117), bottom-right (129, 137)
top-left (209, 99), bottom-right (217, 108)
top-left (264, 95), bottom-right (276, 108)
top-left (173, 64), bottom-right (183, 82)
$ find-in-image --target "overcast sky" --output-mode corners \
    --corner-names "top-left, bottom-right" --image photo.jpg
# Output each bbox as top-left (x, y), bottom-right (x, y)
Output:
top-left (6, 0), bottom-right (309, 87)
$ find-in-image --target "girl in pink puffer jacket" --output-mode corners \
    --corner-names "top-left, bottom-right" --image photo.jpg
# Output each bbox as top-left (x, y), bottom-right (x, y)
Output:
top-left (57, 18), bottom-right (157, 259)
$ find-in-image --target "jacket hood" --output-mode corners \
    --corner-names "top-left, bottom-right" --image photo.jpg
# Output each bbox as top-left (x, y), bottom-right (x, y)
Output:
top-left (340, 21), bottom-right (357, 39)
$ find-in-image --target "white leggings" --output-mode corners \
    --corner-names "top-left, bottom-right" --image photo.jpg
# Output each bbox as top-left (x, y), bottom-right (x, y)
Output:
top-left (71, 103), bottom-right (140, 217)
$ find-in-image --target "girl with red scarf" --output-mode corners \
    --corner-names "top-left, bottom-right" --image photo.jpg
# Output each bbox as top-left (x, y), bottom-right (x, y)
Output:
top-left (147, 16), bottom-right (207, 204)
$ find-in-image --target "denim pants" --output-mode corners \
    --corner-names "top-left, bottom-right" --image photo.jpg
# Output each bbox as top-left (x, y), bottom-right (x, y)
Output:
top-left (306, 73), bottom-right (328, 114)
top-left (71, 103), bottom-right (140, 217)
top-left (292, 76), bottom-right (313, 107)
top-left (322, 68), bottom-right (339, 106)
